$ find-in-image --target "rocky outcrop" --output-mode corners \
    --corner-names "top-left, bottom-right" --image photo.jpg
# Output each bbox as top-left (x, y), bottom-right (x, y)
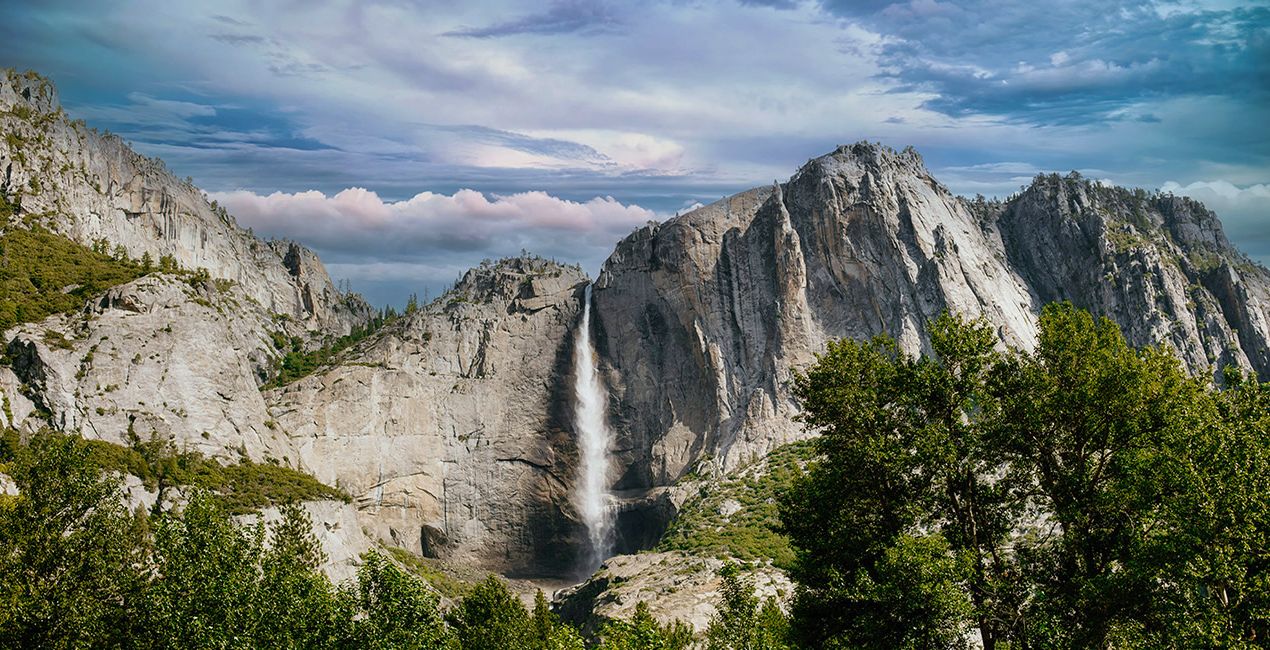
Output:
top-left (0, 70), bottom-right (368, 335)
top-left (267, 258), bottom-right (593, 577)
top-left (1, 274), bottom-right (300, 461)
top-left (593, 142), bottom-right (1270, 546)
top-left (594, 143), bottom-right (1039, 493)
top-left (555, 552), bottom-right (792, 635)
top-left (995, 173), bottom-right (1270, 375)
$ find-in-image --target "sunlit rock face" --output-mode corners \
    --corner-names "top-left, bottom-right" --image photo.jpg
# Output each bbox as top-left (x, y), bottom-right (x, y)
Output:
top-left (267, 258), bottom-right (595, 577)
top-left (594, 142), bottom-right (1270, 505)
top-left (0, 70), bottom-right (369, 336)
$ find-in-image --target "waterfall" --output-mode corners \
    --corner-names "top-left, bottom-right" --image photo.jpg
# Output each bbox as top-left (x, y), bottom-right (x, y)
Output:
top-left (573, 284), bottom-right (614, 570)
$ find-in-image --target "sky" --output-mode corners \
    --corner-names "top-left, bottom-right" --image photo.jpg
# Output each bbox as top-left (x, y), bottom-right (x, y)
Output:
top-left (1, 0), bottom-right (1266, 307)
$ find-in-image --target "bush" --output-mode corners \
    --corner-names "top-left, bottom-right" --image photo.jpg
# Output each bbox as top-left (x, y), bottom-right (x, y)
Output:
top-left (0, 227), bottom-right (145, 331)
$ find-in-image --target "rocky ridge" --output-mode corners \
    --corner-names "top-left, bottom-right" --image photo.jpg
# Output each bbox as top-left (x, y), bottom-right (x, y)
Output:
top-left (4, 69), bottom-right (1270, 629)
top-left (0, 70), bottom-right (367, 335)
top-left (594, 142), bottom-right (1270, 496)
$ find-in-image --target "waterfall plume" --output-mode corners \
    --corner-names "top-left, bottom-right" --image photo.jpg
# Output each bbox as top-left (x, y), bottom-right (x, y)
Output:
top-left (573, 284), bottom-right (615, 571)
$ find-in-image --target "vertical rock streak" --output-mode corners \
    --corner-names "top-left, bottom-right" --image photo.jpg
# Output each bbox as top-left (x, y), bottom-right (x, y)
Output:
top-left (573, 284), bottom-right (614, 570)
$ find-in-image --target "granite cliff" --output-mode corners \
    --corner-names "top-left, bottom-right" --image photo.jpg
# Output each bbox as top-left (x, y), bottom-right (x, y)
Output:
top-left (593, 142), bottom-right (1270, 508)
top-left (4, 70), bottom-right (1269, 630)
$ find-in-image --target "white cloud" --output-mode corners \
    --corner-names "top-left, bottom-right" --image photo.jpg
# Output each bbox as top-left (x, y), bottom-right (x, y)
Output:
top-left (210, 187), bottom-right (660, 293)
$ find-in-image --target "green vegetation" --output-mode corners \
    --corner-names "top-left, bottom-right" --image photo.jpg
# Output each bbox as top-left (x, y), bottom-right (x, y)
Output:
top-left (657, 441), bottom-right (813, 568)
top-left (704, 563), bottom-right (791, 650)
top-left (264, 309), bottom-right (400, 389)
top-left (386, 546), bottom-right (474, 600)
top-left (0, 226), bottom-right (146, 331)
top-left (2, 427), bottom-right (349, 516)
top-left (596, 602), bottom-right (695, 650)
top-left (0, 428), bottom-right (738, 648)
top-left (780, 304), bottom-right (1270, 649)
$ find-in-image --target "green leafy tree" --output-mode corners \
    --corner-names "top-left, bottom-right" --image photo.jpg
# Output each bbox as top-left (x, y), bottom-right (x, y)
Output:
top-left (705, 563), bottom-right (791, 650)
top-left (597, 602), bottom-right (694, 650)
top-left (0, 430), bottom-right (148, 649)
top-left (991, 305), bottom-right (1268, 646)
top-left (779, 313), bottom-right (998, 648)
top-left (781, 303), bottom-right (1270, 649)
top-left (139, 492), bottom-right (269, 648)
top-left (448, 575), bottom-right (533, 650)
top-left (346, 551), bottom-right (453, 649)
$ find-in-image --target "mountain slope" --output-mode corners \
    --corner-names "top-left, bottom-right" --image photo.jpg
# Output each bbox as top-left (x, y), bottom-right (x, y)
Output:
top-left (0, 70), bottom-right (366, 333)
top-left (592, 142), bottom-right (1270, 547)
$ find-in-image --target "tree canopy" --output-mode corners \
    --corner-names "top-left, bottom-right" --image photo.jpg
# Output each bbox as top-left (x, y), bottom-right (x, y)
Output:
top-left (780, 304), bottom-right (1270, 649)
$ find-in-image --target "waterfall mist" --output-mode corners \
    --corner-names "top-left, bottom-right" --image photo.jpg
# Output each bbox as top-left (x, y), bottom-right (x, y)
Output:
top-left (572, 284), bottom-right (615, 571)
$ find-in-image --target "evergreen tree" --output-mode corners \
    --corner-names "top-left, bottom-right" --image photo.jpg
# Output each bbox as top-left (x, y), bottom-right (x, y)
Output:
top-left (448, 575), bottom-right (533, 650)
top-left (346, 551), bottom-right (453, 649)
top-left (705, 563), bottom-right (790, 650)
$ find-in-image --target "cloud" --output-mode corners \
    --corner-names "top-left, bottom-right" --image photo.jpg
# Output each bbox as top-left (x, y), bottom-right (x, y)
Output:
top-left (210, 187), bottom-right (659, 299)
top-left (1159, 180), bottom-right (1270, 263)
top-left (445, 0), bottom-right (623, 38)
top-left (3, 0), bottom-right (1266, 302)
top-left (824, 0), bottom-right (1270, 125)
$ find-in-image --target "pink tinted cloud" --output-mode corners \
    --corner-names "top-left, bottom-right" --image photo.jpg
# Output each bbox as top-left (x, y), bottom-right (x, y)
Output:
top-left (211, 187), bottom-right (658, 256)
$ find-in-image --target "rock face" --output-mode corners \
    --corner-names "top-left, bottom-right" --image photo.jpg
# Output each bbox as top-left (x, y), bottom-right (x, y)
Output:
top-left (996, 173), bottom-right (1270, 375)
top-left (555, 552), bottom-right (792, 635)
top-left (594, 143), bottom-right (1270, 536)
top-left (3, 275), bottom-right (298, 461)
top-left (267, 258), bottom-right (593, 577)
top-left (0, 70), bottom-right (367, 335)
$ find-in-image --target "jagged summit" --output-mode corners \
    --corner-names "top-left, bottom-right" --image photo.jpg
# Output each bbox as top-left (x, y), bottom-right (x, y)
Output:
top-left (443, 255), bottom-right (588, 307)
top-left (595, 141), bottom-right (1270, 501)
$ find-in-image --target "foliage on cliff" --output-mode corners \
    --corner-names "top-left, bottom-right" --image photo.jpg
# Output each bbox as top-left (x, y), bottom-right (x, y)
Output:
top-left (73, 428), bottom-right (349, 515)
top-left (0, 226), bottom-right (146, 332)
top-left (657, 441), bottom-right (813, 568)
top-left (264, 305), bottom-right (404, 389)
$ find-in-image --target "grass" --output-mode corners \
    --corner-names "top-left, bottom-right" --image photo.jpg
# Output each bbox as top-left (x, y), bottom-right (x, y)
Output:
top-left (0, 226), bottom-right (146, 332)
top-left (655, 440), bottom-right (816, 569)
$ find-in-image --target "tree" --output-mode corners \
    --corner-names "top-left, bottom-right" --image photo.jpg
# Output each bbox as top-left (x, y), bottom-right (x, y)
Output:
top-left (532, 590), bottom-right (586, 650)
top-left (255, 503), bottom-right (350, 648)
top-left (780, 303), bottom-right (1270, 649)
top-left (346, 551), bottom-right (452, 649)
top-left (779, 313), bottom-right (1002, 649)
top-left (705, 563), bottom-right (790, 650)
top-left (0, 430), bottom-right (148, 649)
top-left (597, 602), bottom-right (694, 650)
top-left (139, 492), bottom-right (269, 648)
top-left (448, 575), bottom-right (533, 650)
top-left (991, 305), bottom-right (1268, 646)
